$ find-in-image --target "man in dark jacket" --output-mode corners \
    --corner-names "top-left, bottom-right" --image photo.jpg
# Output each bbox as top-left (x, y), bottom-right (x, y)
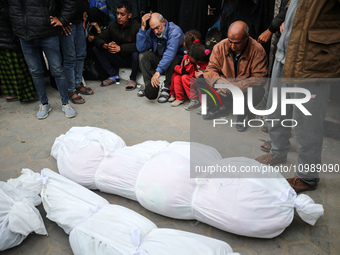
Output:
top-left (93, 1), bottom-right (140, 91)
top-left (8, 0), bottom-right (76, 119)
top-left (136, 12), bottom-right (184, 102)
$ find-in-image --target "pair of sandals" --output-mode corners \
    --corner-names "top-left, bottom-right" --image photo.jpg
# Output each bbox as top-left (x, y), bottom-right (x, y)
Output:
top-left (69, 83), bottom-right (94, 104)
top-left (101, 77), bottom-right (137, 91)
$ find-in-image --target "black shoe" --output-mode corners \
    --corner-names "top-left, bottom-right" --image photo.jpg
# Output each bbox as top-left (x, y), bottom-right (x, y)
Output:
top-left (236, 123), bottom-right (247, 132)
top-left (202, 107), bottom-right (228, 120)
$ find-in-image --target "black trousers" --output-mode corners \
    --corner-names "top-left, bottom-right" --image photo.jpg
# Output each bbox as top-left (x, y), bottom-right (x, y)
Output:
top-left (139, 50), bottom-right (181, 100)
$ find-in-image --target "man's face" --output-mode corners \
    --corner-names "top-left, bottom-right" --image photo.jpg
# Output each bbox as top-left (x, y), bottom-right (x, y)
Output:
top-left (150, 20), bottom-right (165, 38)
top-left (116, 8), bottom-right (131, 26)
top-left (228, 33), bottom-right (248, 55)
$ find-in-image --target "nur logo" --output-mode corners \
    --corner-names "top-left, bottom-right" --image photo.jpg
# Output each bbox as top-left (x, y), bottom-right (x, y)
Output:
top-left (198, 83), bottom-right (312, 116)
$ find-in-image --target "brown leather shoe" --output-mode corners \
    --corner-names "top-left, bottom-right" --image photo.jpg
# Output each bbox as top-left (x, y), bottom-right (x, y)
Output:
top-left (255, 153), bottom-right (287, 165)
top-left (287, 177), bottom-right (316, 193)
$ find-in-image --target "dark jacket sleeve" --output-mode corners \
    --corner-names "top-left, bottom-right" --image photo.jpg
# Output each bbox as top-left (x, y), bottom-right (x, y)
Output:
top-left (58, 0), bottom-right (78, 26)
top-left (268, 8), bottom-right (287, 33)
top-left (82, 0), bottom-right (89, 13)
top-left (93, 22), bottom-right (114, 49)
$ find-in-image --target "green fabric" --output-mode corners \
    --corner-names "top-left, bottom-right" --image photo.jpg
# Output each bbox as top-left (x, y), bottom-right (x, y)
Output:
top-left (0, 48), bottom-right (36, 102)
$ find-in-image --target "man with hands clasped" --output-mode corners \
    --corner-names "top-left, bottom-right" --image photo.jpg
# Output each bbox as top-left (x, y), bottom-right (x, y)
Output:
top-left (93, 1), bottom-right (140, 90)
top-left (136, 12), bottom-right (185, 103)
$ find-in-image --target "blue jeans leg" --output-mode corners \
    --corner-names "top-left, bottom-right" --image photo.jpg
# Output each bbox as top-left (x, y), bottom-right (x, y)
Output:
top-left (60, 22), bottom-right (87, 92)
top-left (20, 36), bottom-right (69, 105)
top-left (20, 38), bottom-right (48, 104)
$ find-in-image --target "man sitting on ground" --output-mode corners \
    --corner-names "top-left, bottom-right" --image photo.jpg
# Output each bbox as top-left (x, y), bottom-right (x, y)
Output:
top-left (136, 12), bottom-right (185, 103)
top-left (203, 21), bottom-right (268, 132)
top-left (93, 0), bottom-right (140, 90)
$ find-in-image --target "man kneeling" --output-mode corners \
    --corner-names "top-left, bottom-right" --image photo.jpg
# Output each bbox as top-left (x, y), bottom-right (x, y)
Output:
top-left (137, 12), bottom-right (185, 103)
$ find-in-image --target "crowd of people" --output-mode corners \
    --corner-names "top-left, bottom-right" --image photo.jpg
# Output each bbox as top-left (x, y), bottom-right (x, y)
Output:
top-left (0, 0), bottom-right (339, 193)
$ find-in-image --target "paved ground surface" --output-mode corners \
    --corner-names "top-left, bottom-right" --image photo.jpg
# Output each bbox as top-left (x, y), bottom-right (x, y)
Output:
top-left (0, 79), bottom-right (339, 255)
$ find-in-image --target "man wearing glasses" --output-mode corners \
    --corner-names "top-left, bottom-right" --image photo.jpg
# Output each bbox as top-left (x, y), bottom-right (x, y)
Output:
top-left (136, 12), bottom-right (185, 103)
top-left (203, 20), bottom-right (268, 132)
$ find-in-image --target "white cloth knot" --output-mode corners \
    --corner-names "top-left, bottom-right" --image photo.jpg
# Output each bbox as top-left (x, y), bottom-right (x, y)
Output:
top-left (40, 173), bottom-right (49, 185)
top-left (280, 187), bottom-right (304, 209)
top-left (72, 204), bottom-right (104, 231)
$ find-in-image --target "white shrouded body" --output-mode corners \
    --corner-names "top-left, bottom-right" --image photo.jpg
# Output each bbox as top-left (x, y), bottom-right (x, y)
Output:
top-left (51, 127), bottom-right (324, 238)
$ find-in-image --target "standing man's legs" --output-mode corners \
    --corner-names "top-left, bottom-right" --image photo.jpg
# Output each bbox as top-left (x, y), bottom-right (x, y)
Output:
top-left (60, 22), bottom-right (87, 103)
top-left (292, 82), bottom-right (331, 187)
top-left (40, 36), bottom-right (69, 105)
top-left (256, 60), bottom-right (291, 163)
top-left (20, 38), bottom-right (49, 105)
top-left (20, 35), bottom-right (75, 118)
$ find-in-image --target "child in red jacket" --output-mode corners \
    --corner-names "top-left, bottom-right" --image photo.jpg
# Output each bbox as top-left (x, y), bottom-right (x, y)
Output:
top-left (169, 30), bottom-right (200, 106)
top-left (169, 32), bottom-right (211, 109)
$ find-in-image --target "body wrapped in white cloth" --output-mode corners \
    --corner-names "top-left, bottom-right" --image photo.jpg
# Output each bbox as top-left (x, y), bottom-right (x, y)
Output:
top-left (51, 127), bottom-right (324, 238)
top-left (0, 181), bottom-right (47, 251)
top-left (7, 168), bottom-right (239, 255)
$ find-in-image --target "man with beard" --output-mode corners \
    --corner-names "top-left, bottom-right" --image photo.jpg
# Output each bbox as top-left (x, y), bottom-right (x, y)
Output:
top-left (137, 12), bottom-right (185, 103)
top-left (93, 1), bottom-right (140, 90)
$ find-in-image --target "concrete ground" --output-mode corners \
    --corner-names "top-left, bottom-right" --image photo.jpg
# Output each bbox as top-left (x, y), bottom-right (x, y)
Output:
top-left (0, 79), bottom-right (339, 255)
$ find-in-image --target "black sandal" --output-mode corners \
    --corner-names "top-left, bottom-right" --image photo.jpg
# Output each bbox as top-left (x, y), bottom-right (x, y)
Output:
top-left (76, 83), bottom-right (94, 95)
top-left (260, 139), bottom-right (271, 152)
top-left (158, 89), bottom-right (170, 103)
top-left (68, 91), bottom-right (85, 104)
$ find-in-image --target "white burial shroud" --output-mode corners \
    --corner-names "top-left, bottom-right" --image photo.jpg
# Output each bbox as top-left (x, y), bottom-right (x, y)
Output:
top-left (7, 168), bottom-right (239, 255)
top-left (0, 181), bottom-right (47, 251)
top-left (51, 126), bottom-right (324, 238)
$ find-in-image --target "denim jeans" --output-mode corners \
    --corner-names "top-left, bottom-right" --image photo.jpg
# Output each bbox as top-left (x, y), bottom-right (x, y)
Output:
top-left (20, 36), bottom-right (69, 105)
top-left (60, 22), bottom-right (87, 92)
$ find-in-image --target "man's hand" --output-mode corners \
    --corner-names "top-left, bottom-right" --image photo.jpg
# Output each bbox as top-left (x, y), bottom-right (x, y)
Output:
top-left (216, 88), bottom-right (230, 97)
top-left (107, 42), bottom-right (121, 54)
top-left (280, 22), bottom-right (285, 34)
top-left (88, 35), bottom-right (94, 42)
top-left (61, 25), bottom-right (72, 36)
top-left (151, 71), bottom-right (161, 87)
top-left (50, 16), bottom-right (63, 27)
top-left (141, 13), bottom-right (152, 30)
top-left (91, 22), bottom-right (101, 34)
top-left (257, 29), bottom-right (272, 44)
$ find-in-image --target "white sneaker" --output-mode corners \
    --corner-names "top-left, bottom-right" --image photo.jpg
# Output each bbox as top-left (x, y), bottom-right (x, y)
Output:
top-left (62, 104), bottom-right (76, 118)
top-left (37, 104), bottom-right (52, 119)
